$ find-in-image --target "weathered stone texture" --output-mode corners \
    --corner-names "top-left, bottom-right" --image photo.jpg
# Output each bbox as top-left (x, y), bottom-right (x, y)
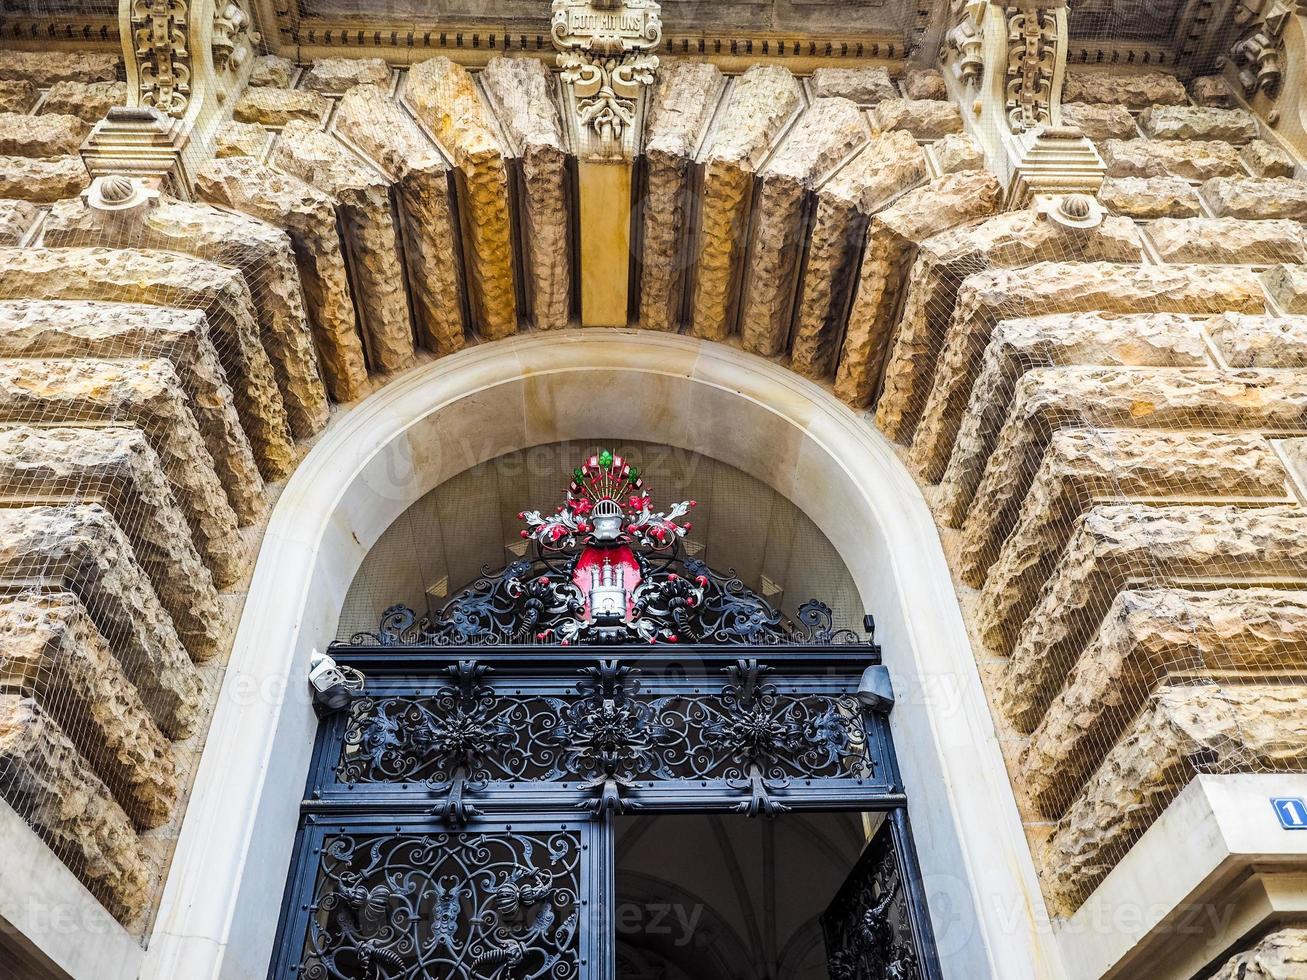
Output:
top-left (937, 312), bottom-right (1209, 528)
top-left (1190, 75), bottom-right (1234, 107)
top-left (1208, 312), bottom-right (1307, 367)
top-left (43, 197), bottom-right (330, 439)
top-left (39, 80), bottom-right (126, 122)
top-left (0, 357), bottom-right (243, 592)
top-left (1263, 264), bottom-right (1307, 315)
top-left (334, 84), bottom-right (464, 356)
top-left (901, 68), bottom-right (946, 101)
top-left (233, 86), bottom-right (330, 126)
top-left (871, 98), bottom-right (962, 139)
top-left (0, 423), bottom-right (223, 657)
top-left (1061, 70), bottom-right (1188, 109)
top-left (1145, 216), bottom-right (1306, 265)
top-left (1023, 588), bottom-right (1307, 817)
top-left (194, 157), bottom-right (369, 401)
top-left (214, 121), bottom-right (267, 158)
top-left (1200, 176), bottom-right (1307, 220)
top-left (833, 170), bottom-right (1003, 408)
top-left (740, 97), bottom-right (866, 356)
top-left (1209, 928), bottom-right (1307, 980)
top-left (640, 62), bottom-right (723, 332)
top-left (691, 65), bottom-right (801, 341)
top-left (0, 111), bottom-right (88, 156)
top-left (965, 369), bottom-right (1307, 602)
top-left (0, 154), bottom-right (87, 203)
top-left (1242, 139), bottom-right (1297, 178)
top-left (1138, 105), bottom-right (1258, 143)
top-left (272, 121), bottom-right (415, 373)
top-left (0, 504), bottom-right (203, 739)
top-left (931, 132), bottom-right (984, 173)
top-left (809, 67), bottom-right (896, 104)
top-left (1059, 102), bottom-right (1137, 142)
top-left (405, 57), bottom-right (518, 339)
top-left (0, 80), bottom-right (35, 113)
top-left (301, 57), bottom-right (390, 93)
top-left (1097, 175), bottom-right (1201, 218)
top-left (0, 246), bottom-right (296, 480)
top-left (0, 198), bottom-right (35, 244)
top-left (900, 263), bottom-right (1263, 478)
top-left (1041, 683), bottom-right (1307, 914)
top-left (1102, 138), bottom-right (1243, 181)
top-left (248, 54), bottom-right (294, 88)
top-left (0, 695), bottom-right (150, 924)
top-left (790, 131), bottom-right (926, 379)
top-left (482, 56), bottom-right (571, 331)
top-left (977, 431), bottom-right (1287, 678)
top-left (0, 593), bottom-right (177, 830)
top-left (0, 51), bottom-right (118, 85)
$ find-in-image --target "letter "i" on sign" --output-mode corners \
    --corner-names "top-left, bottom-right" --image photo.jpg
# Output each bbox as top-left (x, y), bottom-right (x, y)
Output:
top-left (1272, 797), bottom-right (1307, 829)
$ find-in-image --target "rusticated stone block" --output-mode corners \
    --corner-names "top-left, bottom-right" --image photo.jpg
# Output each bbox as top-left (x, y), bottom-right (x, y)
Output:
top-left (1139, 105), bottom-right (1258, 144)
top-left (978, 431), bottom-right (1286, 671)
top-left (405, 57), bottom-right (517, 340)
top-left (249, 54), bottom-right (294, 88)
top-left (39, 80), bottom-right (126, 122)
top-left (931, 132), bottom-right (983, 174)
top-left (1102, 138), bottom-right (1243, 181)
top-left (639, 62), bottom-right (723, 332)
top-left (1190, 75), bottom-right (1234, 107)
top-left (740, 97), bottom-right (866, 356)
top-left (0, 593), bottom-right (177, 829)
top-left (833, 170), bottom-right (1003, 408)
top-left (0, 51), bottom-right (117, 84)
top-left (1059, 102), bottom-right (1137, 142)
top-left (233, 86), bottom-right (329, 126)
top-left (0, 199), bottom-right (35, 244)
top-left (0, 504), bottom-right (204, 738)
top-left (1209, 928), bottom-right (1307, 979)
top-left (690, 64), bottom-right (801, 341)
top-left (1241, 139), bottom-right (1297, 178)
top-left (809, 67), bottom-right (896, 104)
top-left (1145, 216), bottom-right (1306, 264)
top-left (0, 299), bottom-right (250, 525)
top-left (301, 57), bottom-right (389, 93)
top-left (1097, 175), bottom-right (1201, 219)
top-left (965, 368), bottom-right (1307, 602)
top-left (901, 68), bottom-right (946, 100)
top-left (1201, 176), bottom-right (1307, 220)
top-left (0, 695), bottom-right (150, 924)
top-left (1000, 504), bottom-right (1307, 722)
top-left (0, 423), bottom-right (223, 657)
top-left (0, 111), bottom-right (88, 156)
top-left (0, 155), bottom-right (88, 203)
top-left (790, 131), bottom-right (927, 380)
top-left (0, 80), bottom-right (35, 113)
top-left (1023, 588), bottom-right (1307, 817)
top-left (1041, 683), bottom-right (1307, 914)
top-left (334, 84), bottom-right (465, 356)
top-left (0, 358), bottom-right (243, 592)
top-left (0, 246), bottom-right (296, 480)
top-left (482, 57), bottom-right (571, 331)
top-left (1208, 312), bottom-right (1307, 367)
top-left (194, 157), bottom-right (369, 401)
top-left (1061, 70), bottom-right (1187, 109)
top-left (1263, 263), bottom-right (1307, 314)
top-left (902, 263), bottom-right (1263, 480)
top-left (43, 196), bottom-right (329, 439)
top-left (937, 312), bottom-right (1209, 528)
top-left (871, 98), bottom-right (962, 139)
top-left (214, 121), bottom-right (267, 158)
top-left (272, 121), bottom-right (415, 373)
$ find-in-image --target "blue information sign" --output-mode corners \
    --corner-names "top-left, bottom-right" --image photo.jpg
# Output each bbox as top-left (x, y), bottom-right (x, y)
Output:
top-left (1272, 797), bottom-right (1307, 829)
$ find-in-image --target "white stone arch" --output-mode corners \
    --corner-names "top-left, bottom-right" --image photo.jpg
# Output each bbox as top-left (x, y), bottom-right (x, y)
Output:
top-left (141, 330), bottom-right (1059, 980)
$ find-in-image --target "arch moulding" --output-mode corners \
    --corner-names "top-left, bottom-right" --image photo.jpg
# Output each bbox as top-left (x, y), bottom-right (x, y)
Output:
top-left (141, 330), bottom-right (1061, 980)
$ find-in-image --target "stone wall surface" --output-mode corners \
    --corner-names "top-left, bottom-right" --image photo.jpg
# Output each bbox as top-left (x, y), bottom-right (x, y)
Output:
top-left (1209, 928), bottom-right (1307, 979)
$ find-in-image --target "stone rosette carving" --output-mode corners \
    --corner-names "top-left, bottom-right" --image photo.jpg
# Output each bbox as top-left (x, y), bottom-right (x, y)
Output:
top-left (551, 0), bottom-right (662, 157)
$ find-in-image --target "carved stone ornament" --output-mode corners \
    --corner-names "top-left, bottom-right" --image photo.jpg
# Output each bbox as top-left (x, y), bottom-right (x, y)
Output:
top-left (551, 0), bottom-right (662, 157)
top-left (1229, 0), bottom-right (1297, 98)
top-left (212, 0), bottom-right (259, 80)
top-left (1006, 4), bottom-right (1059, 132)
top-left (131, 0), bottom-right (192, 117)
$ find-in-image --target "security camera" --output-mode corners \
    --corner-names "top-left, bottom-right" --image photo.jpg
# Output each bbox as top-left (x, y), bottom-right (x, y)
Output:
top-left (856, 665), bottom-right (894, 714)
top-left (308, 649), bottom-right (365, 717)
